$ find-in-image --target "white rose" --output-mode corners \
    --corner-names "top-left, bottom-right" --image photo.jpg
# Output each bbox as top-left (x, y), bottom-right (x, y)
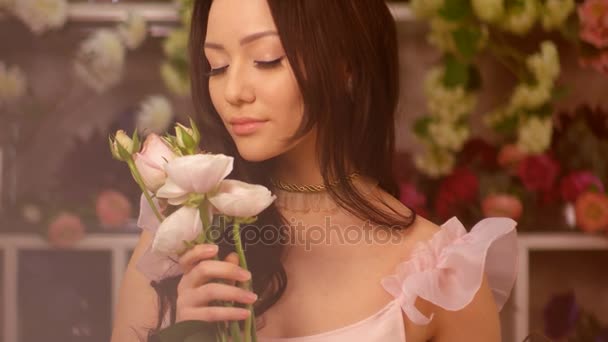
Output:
top-left (133, 133), bottom-right (177, 192)
top-left (156, 154), bottom-right (234, 205)
top-left (209, 180), bottom-right (276, 218)
top-left (152, 206), bottom-right (202, 255)
top-left (14, 0), bottom-right (67, 35)
top-left (74, 29), bottom-right (125, 93)
top-left (136, 95), bottom-right (174, 136)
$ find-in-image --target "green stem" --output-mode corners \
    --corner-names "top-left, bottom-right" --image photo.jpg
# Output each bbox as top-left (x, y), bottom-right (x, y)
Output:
top-left (126, 159), bottom-right (163, 222)
top-left (233, 219), bottom-right (255, 342)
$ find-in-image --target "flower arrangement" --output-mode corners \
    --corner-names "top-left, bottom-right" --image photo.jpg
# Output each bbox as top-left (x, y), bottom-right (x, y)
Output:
top-left (400, 105), bottom-right (608, 233)
top-left (109, 119), bottom-right (274, 341)
top-left (410, 0), bottom-right (608, 179)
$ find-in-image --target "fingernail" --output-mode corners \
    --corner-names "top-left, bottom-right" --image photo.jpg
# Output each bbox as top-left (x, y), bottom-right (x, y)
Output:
top-left (245, 292), bottom-right (258, 301)
top-left (239, 310), bottom-right (251, 318)
top-left (238, 270), bottom-right (252, 280)
top-left (202, 245), bottom-right (218, 253)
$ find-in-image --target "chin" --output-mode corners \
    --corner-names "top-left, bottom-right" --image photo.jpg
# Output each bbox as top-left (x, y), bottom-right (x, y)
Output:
top-left (234, 143), bottom-right (279, 162)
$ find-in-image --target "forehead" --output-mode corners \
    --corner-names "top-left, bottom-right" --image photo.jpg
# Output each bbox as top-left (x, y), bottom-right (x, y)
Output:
top-left (206, 0), bottom-right (278, 41)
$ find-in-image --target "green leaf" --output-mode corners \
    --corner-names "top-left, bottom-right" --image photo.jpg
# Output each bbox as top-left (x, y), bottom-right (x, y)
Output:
top-left (452, 26), bottom-right (482, 61)
top-left (443, 55), bottom-right (470, 88)
top-left (156, 320), bottom-right (218, 342)
top-left (438, 0), bottom-right (473, 22)
top-left (414, 116), bottom-right (432, 138)
top-left (189, 117), bottom-right (201, 145)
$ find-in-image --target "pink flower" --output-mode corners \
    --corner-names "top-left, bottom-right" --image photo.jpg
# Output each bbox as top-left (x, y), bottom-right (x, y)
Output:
top-left (497, 144), bottom-right (527, 175)
top-left (518, 154), bottom-right (561, 192)
top-left (481, 194), bottom-right (524, 220)
top-left (578, 0), bottom-right (608, 49)
top-left (47, 212), bottom-right (86, 248)
top-left (579, 50), bottom-right (608, 75)
top-left (560, 171), bottom-right (605, 202)
top-left (133, 133), bottom-right (177, 192)
top-left (398, 182), bottom-right (429, 217)
top-left (95, 189), bottom-right (133, 229)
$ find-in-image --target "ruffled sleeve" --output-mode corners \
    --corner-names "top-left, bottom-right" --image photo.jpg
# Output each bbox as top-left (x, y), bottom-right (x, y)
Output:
top-left (380, 217), bottom-right (518, 325)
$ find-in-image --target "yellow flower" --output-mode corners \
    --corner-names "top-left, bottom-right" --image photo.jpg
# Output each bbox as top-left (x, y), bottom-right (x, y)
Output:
top-left (517, 116), bottom-right (553, 154)
top-left (500, 0), bottom-right (539, 35)
top-left (472, 0), bottom-right (505, 23)
top-left (541, 0), bottom-right (575, 31)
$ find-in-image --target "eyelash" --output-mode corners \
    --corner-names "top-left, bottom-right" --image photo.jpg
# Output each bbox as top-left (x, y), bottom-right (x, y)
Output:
top-left (206, 56), bottom-right (284, 77)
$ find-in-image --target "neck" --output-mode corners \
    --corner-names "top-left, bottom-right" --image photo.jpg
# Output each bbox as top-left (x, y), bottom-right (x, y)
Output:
top-left (273, 128), bottom-right (324, 185)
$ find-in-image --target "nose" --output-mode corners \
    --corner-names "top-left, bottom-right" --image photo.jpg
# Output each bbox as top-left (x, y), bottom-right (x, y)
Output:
top-left (223, 63), bottom-right (256, 105)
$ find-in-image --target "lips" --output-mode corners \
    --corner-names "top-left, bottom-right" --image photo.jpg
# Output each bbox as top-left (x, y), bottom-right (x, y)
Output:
top-left (229, 117), bottom-right (268, 136)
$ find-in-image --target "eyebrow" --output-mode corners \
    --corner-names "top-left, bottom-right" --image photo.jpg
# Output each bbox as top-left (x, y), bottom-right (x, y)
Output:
top-left (204, 30), bottom-right (279, 50)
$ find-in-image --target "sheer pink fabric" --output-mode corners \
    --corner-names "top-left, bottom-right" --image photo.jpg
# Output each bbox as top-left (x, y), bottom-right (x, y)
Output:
top-left (258, 217), bottom-right (518, 341)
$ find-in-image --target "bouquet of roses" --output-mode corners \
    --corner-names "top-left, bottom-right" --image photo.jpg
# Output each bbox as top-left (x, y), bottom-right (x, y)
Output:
top-left (109, 119), bottom-right (274, 342)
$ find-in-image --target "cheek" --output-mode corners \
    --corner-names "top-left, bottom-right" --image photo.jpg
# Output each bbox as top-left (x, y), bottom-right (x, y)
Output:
top-left (258, 70), bottom-right (304, 134)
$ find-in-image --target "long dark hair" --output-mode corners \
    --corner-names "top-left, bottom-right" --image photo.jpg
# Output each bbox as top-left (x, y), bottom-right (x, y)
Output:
top-left (146, 0), bottom-right (415, 338)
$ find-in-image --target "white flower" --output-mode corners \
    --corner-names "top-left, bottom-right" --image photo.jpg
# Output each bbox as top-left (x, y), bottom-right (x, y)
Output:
top-left (500, 0), bottom-right (538, 35)
top-left (428, 17), bottom-right (458, 53)
top-left (156, 154), bottom-right (234, 205)
top-left (541, 0), bottom-right (574, 31)
top-left (0, 62), bottom-right (27, 105)
top-left (527, 41), bottom-right (560, 84)
top-left (14, 0), bottom-right (67, 35)
top-left (116, 12), bottom-right (147, 50)
top-left (161, 63), bottom-right (190, 97)
top-left (209, 180), bottom-right (276, 218)
top-left (74, 29), bottom-right (126, 94)
top-left (133, 133), bottom-right (177, 192)
top-left (424, 67), bottom-right (477, 122)
top-left (410, 0), bottom-right (444, 19)
top-left (136, 95), bottom-right (174, 136)
top-left (510, 82), bottom-right (552, 110)
top-left (472, 0), bottom-right (505, 23)
top-left (428, 120), bottom-right (470, 151)
top-left (163, 29), bottom-right (188, 58)
top-left (414, 146), bottom-right (456, 178)
top-left (517, 116), bottom-right (553, 154)
top-left (152, 206), bottom-right (202, 255)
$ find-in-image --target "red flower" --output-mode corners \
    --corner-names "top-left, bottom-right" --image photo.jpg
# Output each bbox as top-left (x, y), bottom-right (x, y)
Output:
top-left (498, 144), bottom-right (527, 175)
top-left (560, 171), bottom-right (605, 202)
top-left (95, 189), bottom-right (133, 229)
top-left (399, 182), bottom-right (429, 217)
top-left (434, 167), bottom-right (479, 219)
top-left (460, 138), bottom-right (498, 169)
top-left (518, 154), bottom-right (561, 192)
top-left (575, 192), bottom-right (608, 233)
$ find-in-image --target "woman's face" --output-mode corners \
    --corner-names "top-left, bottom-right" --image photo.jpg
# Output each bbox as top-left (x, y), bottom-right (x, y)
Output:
top-left (205, 0), bottom-right (307, 162)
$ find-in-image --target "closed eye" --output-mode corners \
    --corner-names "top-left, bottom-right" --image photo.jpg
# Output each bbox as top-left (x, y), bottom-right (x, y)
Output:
top-left (254, 56), bottom-right (284, 69)
top-left (206, 65), bottom-right (228, 77)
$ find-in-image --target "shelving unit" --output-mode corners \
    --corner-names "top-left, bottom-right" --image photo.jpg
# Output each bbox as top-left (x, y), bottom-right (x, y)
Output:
top-left (1, 231), bottom-right (607, 341)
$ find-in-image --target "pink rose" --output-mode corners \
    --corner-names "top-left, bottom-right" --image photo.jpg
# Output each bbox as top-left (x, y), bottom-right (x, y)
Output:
top-left (518, 154), bottom-right (561, 192)
top-left (560, 171), bottom-right (605, 202)
top-left (498, 144), bottom-right (527, 175)
top-left (398, 182), bottom-right (429, 217)
top-left (578, 0), bottom-right (608, 49)
top-left (95, 189), bottom-right (133, 228)
top-left (481, 194), bottom-right (524, 220)
top-left (133, 133), bottom-right (177, 192)
top-left (47, 212), bottom-right (86, 248)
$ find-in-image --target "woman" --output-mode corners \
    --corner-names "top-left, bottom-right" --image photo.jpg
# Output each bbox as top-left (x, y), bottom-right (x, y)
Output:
top-left (111, 0), bottom-right (518, 341)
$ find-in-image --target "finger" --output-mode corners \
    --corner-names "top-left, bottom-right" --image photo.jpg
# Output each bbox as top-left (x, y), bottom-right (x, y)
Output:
top-left (224, 252), bottom-right (239, 287)
top-left (190, 282), bottom-right (258, 306)
top-left (178, 306), bottom-right (251, 323)
top-left (178, 244), bottom-right (219, 272)
top-left (181, 259), bottom-right (251, 289)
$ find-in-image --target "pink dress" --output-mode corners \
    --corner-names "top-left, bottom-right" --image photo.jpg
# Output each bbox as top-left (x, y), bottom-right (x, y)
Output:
top-left (257, 217), bottom-right (518, 342)
top-left (136, 193), bottom-right (518, 341)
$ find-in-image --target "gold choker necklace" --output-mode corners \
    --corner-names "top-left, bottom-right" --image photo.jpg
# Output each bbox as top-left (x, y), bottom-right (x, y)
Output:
top-left (270, 172), bottom-right (360, 193)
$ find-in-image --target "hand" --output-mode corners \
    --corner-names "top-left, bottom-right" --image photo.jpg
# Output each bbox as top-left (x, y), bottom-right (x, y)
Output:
top-left (176, 244), bottom-right (258, 322)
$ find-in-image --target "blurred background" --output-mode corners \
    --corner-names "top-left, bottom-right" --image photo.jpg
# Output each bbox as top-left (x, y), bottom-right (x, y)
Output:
top-left (0, 0), bottom-right (607, 341)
